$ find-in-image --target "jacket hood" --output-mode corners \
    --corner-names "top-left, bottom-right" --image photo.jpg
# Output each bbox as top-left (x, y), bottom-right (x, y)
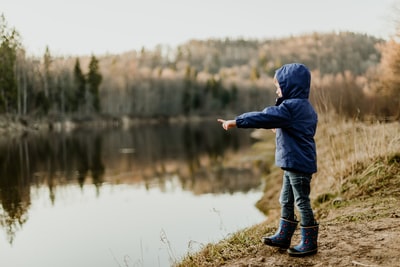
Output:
top-left (275, 63), bottom-right (311, 100)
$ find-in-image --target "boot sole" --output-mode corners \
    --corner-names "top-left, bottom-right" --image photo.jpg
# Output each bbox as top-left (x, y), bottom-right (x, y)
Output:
top-left (287, 248), bottom-right (317, 257)
top-left (263, 238), bottom-right (290, 249)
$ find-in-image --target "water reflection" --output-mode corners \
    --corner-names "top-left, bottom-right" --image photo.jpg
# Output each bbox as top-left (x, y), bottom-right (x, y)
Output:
top-left (0, 120), bottom-right (260, 244)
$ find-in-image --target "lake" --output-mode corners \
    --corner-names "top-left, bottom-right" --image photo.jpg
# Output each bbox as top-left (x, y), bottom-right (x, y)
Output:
top-left (0, 120), bottom-right (267, 267)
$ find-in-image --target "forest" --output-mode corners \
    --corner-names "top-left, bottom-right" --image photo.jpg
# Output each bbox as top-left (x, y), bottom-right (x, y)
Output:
top-left (1, 13), bottom-right (399, 123)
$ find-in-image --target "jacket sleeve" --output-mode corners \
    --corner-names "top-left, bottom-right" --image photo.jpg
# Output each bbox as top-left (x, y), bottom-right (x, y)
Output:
top-left (235, 104), bottom-right (292, 129)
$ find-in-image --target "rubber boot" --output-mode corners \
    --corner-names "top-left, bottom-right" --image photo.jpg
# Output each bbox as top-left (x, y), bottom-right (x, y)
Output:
top-left (287, 224), bottom-right (318, 257)
top-left (263, 218), bottom-right (298, 249)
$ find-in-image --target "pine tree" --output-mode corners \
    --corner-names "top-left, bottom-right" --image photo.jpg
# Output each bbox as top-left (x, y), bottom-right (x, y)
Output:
top-left (73, 58), bottom-right (86, 113)
top-left (43, 46), bottom-right (52, 99)
top-left (0, 14), bottom-right (21, 113)
top-left (39, 46), bottom-right (52, 113)
top-left (87, 55), bottom-right (102, 113)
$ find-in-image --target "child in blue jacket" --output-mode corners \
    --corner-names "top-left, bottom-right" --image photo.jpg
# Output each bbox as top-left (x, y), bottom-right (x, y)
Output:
top-left (218, 63), bottom-right (318, 257)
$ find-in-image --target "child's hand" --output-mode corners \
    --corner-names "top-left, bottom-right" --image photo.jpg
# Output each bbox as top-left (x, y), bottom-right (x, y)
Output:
top-left (217, 119), bottom-right (236, 131)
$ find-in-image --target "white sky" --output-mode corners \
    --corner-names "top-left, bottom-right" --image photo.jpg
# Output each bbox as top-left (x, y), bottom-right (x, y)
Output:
top-left (1, 0), bottom-right (398, 56)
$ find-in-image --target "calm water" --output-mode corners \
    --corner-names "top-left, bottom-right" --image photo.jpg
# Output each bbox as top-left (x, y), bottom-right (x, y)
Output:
top-left (0, 120), bottom-right (266, 267)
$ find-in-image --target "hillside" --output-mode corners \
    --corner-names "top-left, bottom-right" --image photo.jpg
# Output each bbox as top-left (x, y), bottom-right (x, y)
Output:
top-left (2, 20), bottom-right (386, 120)
top-left (175, 117), bottom-right (400, 267)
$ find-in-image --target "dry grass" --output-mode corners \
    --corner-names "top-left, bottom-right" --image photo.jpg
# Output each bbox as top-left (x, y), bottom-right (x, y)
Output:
top-left (313, 113), bottom-right (400, 197)
top-left (174, 223), bottom-right (275, 267)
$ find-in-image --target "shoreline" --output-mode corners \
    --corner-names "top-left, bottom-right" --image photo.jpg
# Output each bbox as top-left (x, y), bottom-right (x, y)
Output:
top-left (0, 114), bottom-right (222, 137)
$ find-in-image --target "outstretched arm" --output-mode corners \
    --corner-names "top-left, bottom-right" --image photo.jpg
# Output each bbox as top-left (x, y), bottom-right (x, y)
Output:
top-left (217, 119), bottom-right (236, 131)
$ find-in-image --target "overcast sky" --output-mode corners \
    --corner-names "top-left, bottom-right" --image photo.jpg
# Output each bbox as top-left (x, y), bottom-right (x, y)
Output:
top-left (2, 0), bottom-right (398, 56)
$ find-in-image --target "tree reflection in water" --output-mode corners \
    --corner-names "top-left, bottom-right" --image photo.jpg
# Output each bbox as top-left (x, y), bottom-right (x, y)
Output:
top-left (0, 120), bottom-right (270, 244)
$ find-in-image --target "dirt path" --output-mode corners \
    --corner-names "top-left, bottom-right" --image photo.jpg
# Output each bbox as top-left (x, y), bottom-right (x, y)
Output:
top-left (224, 216), bottom-right (400, 267)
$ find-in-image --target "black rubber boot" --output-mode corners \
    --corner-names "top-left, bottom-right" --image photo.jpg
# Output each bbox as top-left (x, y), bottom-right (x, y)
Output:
top-left (262, 218), bottom-right (298, 249)
top-left (287, 224), bottom-right (318, 257)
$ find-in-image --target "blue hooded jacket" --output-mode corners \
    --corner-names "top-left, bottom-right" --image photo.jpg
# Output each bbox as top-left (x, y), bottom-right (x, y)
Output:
top-left (236, 63), bottom-right (317, 174)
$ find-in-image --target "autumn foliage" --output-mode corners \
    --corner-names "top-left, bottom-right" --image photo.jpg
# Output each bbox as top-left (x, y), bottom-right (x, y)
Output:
top-left (0, 13), bottom-right (399, 121)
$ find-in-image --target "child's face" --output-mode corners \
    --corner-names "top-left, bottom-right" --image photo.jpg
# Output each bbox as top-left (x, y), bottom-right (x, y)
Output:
top-left (274, 78), bottom-right (283, 98)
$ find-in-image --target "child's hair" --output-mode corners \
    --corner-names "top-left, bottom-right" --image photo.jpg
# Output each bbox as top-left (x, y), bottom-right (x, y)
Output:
top-left (273, 75), bottom-right (279, 87)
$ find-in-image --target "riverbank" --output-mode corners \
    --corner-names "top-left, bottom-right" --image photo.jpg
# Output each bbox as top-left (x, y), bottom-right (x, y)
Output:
top-left (0, 114), bottom-right (221, 134)
top-left (175, 114), bottom-right (400, 266)
top-left (0, 114), bottom-right (215, 139)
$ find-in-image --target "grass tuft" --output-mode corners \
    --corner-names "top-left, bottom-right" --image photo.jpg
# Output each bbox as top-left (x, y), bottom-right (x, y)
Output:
top-left (174, 224), bottom-right (273, 267)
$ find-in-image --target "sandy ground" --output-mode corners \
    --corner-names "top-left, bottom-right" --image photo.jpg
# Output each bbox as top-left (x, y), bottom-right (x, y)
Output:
top-left (226, 219), bottom-right (400, 267)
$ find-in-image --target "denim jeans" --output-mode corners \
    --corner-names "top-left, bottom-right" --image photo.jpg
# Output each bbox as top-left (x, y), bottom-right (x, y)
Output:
top-left (279, 170), bottom-right (315, 226)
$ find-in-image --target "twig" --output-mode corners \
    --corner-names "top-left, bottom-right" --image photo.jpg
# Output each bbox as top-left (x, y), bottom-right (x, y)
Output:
top-left (160, 228), bottom-right (177, 264)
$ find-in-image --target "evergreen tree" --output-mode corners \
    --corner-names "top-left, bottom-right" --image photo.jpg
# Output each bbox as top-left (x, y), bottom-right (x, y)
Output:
top-left (40, 46), bottom-right (52, 113)
top-left (73, 58), bottom-right (86, 113)
top-left (87, 55), bottom-right (102, 113)
top-left (43, 46), bottom-right (52, 98)
top-left (0, 14), bottom-right (20, 113)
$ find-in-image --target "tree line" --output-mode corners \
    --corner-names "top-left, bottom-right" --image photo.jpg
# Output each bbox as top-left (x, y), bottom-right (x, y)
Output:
top-left (0, 14), bottom-right (102, 119)
top-left (0, 13), bottom-right (399, 121)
